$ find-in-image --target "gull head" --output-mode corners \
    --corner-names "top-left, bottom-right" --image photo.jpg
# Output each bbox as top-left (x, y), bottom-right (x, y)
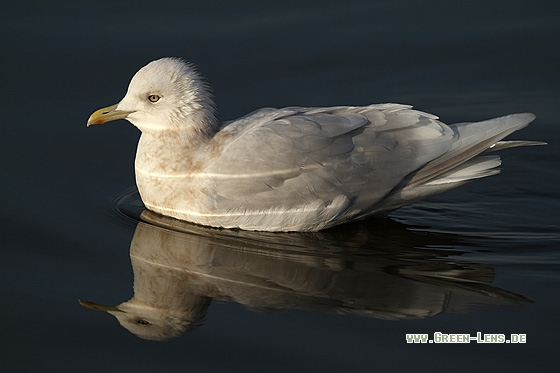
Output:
top-left (87, 57), bottom-right (217, 135)
top-left (78, 298), bottom-right (208, 341)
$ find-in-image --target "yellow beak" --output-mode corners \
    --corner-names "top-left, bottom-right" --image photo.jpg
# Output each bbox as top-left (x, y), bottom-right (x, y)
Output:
top-left (86, 104), bottom-right (134, 127)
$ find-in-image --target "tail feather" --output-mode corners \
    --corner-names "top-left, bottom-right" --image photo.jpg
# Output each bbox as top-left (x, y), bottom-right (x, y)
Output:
top-left (383, 113), bottom-right (543, 209)
top-left (405, 113), bottom-right (536, 188)
top-left (395, 156), bottom-right (503, 205)
top-left (425, 155), bottom-right (502, 186)
top-left (486, 140), bottom-right (547, 152)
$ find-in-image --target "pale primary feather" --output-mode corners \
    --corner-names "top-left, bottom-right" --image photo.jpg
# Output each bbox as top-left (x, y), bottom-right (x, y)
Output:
top-left (87, 58), bottom-right (545, 231)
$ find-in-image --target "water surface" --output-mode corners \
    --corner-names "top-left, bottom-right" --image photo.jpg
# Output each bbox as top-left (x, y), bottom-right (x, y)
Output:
top-left (1, 1), bottom-right (559, 372)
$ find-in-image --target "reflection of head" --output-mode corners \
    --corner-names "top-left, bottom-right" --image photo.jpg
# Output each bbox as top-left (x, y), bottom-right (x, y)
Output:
top-left (79, 289), bottom-right (211, 341)
top-left (117, 252), bottom-right (213, 341)
top-left (79, 222), bottom-right (215, 341)
top-left (110, 297), bottom-right (210, 341)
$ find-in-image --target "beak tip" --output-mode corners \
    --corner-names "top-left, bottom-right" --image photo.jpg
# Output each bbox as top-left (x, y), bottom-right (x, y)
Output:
top-left (86, 103), bottom-right (124, 128)
top-left (86, 119), bottom-right (104, 127)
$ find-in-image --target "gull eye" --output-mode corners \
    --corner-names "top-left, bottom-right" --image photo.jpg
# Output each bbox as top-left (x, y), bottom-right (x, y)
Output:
top-left (148, 94), bottom-right (160, 103)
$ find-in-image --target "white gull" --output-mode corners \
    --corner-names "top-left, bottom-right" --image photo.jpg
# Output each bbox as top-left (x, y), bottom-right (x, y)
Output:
top-left (87, 57), bottom-right (544, 231)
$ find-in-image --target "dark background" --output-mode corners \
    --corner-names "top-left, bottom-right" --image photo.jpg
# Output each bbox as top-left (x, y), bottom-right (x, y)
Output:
top-left (1, 1), bottom-right (559, 372)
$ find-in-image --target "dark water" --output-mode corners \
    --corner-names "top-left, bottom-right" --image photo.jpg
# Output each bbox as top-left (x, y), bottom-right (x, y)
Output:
top-left (2, 1), bottom-right (559, 371)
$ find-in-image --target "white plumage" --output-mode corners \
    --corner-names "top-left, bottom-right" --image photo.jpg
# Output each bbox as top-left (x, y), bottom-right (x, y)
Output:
top-left (87, 57), bottom-right (544, 231)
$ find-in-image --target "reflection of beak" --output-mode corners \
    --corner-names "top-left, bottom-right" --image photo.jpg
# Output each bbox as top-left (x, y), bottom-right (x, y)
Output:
top-left (78, 300), bottom-right (124, 313)
top-left (86, 104), bottom-right (134, 127)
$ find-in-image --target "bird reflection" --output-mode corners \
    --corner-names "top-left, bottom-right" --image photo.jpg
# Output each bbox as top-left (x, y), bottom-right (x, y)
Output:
top-left (80, 209), bottom-right (530, 341)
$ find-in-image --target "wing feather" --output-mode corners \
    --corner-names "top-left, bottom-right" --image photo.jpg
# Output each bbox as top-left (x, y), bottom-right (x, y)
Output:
top-left (205, 104), bottom-right (454, 215)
